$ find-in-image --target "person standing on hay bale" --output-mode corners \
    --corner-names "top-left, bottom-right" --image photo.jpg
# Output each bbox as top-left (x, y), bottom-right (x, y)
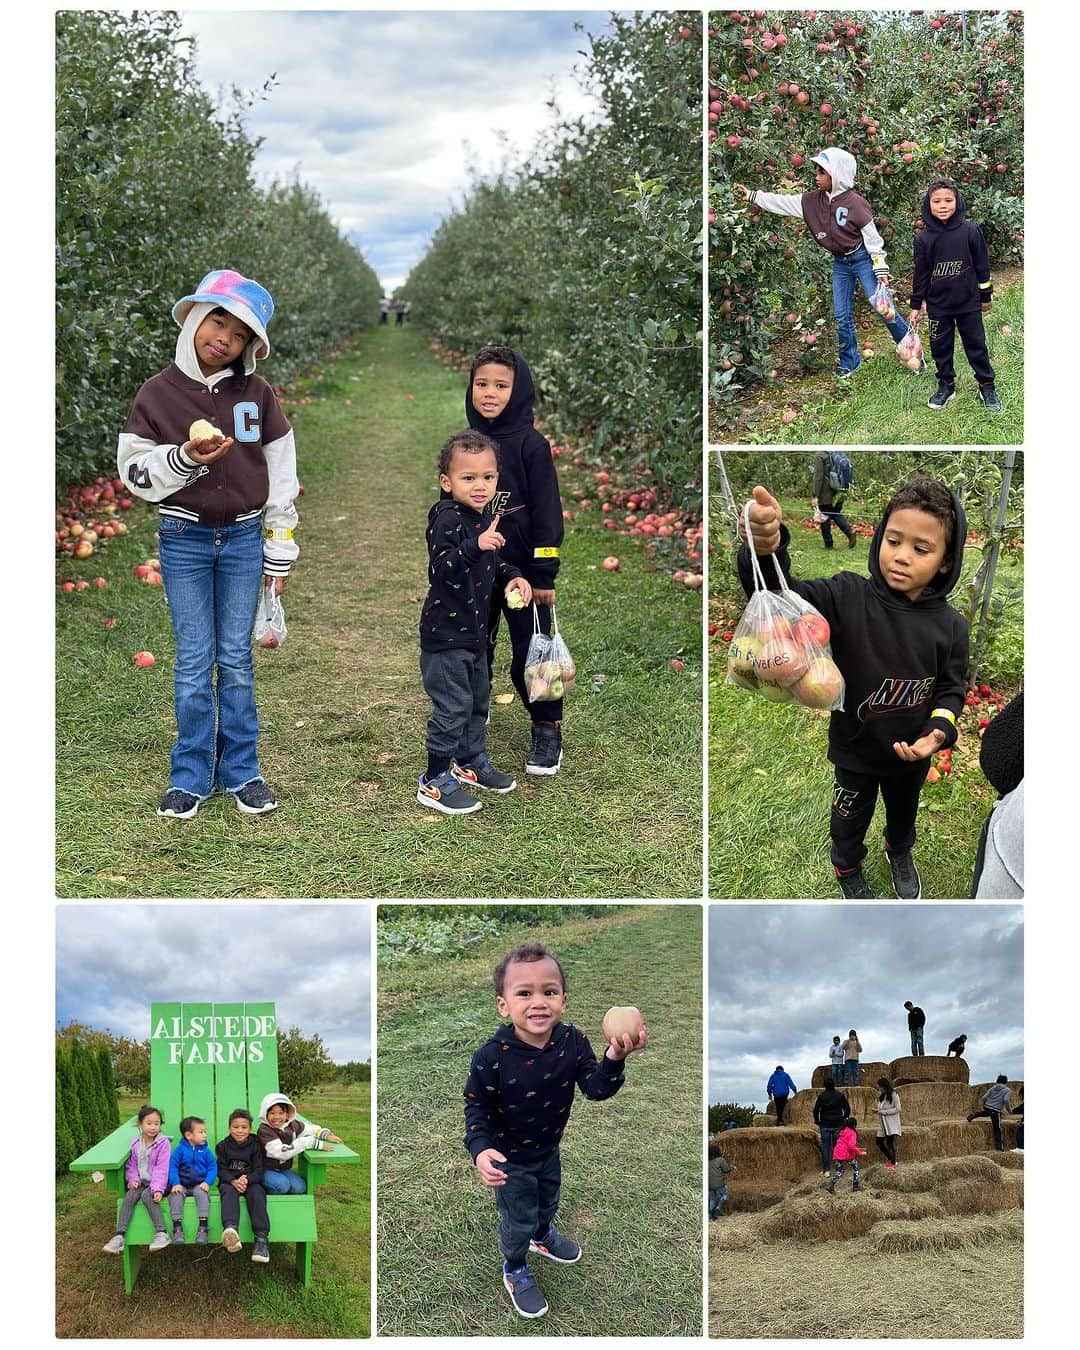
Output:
top-left (841, 1030), bottom-right (863, 1086)
top-left (828, 1034), bottom-right (845, 1081)
top-left (947, 1033), bottom-right (967, 1058)
top-left (708, 1144), bottom-right (734, 1219)
top-left (813, 1076), bottom-right (851, 1176)
top-left (967, 1075), bottom-right (1012, 1151)
top-left (825, 1117), bottom-right (867, 1194)
top-left (873, 1078), bottom-right (902, 1169)
top-left (904, 1001), bottom-right (926, 1056)
top-left (767, 1065), bottom-right (798, 1125)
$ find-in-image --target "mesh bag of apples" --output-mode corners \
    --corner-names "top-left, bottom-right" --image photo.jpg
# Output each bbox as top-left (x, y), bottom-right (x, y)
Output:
top-left (252, 580), bottom-right (287, 649)
top-left (524, 605), bottom-right (575, 702)
top-left (872, 279), bottom-right (898, 322)
top-left (896, 324), bottom-right (924, 370)
top-left (726, 528), bottom-right (844, 712)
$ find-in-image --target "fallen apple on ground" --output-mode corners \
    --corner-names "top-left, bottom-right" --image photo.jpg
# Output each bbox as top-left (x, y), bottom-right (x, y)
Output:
top-left (133, 651), bottom-right (156, 668)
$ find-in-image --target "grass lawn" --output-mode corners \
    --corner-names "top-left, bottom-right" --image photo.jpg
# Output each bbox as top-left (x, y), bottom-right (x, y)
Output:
top-left (376, 905), bottom-right (703, 1336)
top-left (56, 1084), bottom-right (370, 1338)
top-left (708, 496), bottom-right (1023, 900)
top-left (56, 324), bottom-right (702, 898)
top-left (711, 278), bottom-right (1022, 446)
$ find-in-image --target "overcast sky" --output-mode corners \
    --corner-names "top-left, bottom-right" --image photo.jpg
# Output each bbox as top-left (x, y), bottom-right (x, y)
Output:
top-left (56, 905), bottom-right (371, 1061)
top-left (709, 905), bottom-right (1023, 1109)
top-left (181, 9), bottom-right (613, 292)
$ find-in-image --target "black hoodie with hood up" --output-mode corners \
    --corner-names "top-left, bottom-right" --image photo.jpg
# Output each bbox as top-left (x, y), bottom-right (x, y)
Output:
top-left (464, 352), bottom-right (564, 589)
top-left (910, 187), bottom-right (993, 318)
top-left (737, 489), bottom-right (969, 776)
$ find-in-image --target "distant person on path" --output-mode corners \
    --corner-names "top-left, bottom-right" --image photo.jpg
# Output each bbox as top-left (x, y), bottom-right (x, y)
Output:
top-left (841, 1031), bottom-right (863, 1086)
top-left (464, 346), bottom-right (566, 776)
top-left (813, 1076), bottom-right (851, 1176)
top-left (825, 1116), bottom-right (866, 1194)
top-left (734, 147), bottom-right (914, 378)
top-left (117, 269), bottom-right (299, 820)
top-left (417, 429), bottom-right (533, 815)
top-left (767, 1065), bottom-right (798, 1124)
top-left (972, 689), bottom-right (1024, 899)
top-left (464, 940), bottom-right (647, 1320)
top-left (379, 295), bottom-right (390, 325)
top-left (873, 1078), bottom-right (902, 1168)
top-left (215, 1107), bottom-right (270, 1262)
top-left (904, 1001), bottom-right (926, 1056)
top-left (947, 1033), bottom-right (967, 1058)
top-left (967, 1075), bottom-right (1012, 1151)
top-left (101, 1104), bottom-right (171, 1255)
top-left (811, 450), bottom-right (857, 550)
top-left (394, 299), bottom-right (405, 326)
top-left (828, 1035), bottom-right (846, 1080)
top-left (167, 1114), bottom-right (216, 1245)
top-left (723, 1118), bottom-right (738, 1131)
top-left (708, 1144), bottom-right (734, 1219)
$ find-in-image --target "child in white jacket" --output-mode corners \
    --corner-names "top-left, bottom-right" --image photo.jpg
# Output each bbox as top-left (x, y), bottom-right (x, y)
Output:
top-left (257, 1092), bottom-right (342, 1194)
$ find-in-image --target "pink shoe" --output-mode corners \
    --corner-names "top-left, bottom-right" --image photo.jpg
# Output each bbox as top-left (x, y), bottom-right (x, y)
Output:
top-left (885, 1161), bottom-right (896, 1170)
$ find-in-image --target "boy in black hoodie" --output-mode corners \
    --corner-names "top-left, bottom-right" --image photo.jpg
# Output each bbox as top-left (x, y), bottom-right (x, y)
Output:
top-left (418, 429), bottom-right (532, 815)
top-left (909, 177), bottom-right (1000, 412)
top-left (464, 941), bottom-right (647, 1319)
top-left (739, 476), bottom-right (969, 899)
top-left (215, 1108), bottom-right (271, 1263)
top-left (465, 346), bottom-right (566, 775)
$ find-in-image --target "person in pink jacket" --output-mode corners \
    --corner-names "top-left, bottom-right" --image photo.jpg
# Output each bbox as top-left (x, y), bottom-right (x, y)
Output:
top-left (101, 1105), bottom-right (172, 1254)
top-left (825, 1116), bottom-right (867, 1194)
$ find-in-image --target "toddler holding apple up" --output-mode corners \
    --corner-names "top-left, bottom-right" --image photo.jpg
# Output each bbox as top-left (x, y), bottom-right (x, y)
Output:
top-left (737, 476), bottom-right (969, 900)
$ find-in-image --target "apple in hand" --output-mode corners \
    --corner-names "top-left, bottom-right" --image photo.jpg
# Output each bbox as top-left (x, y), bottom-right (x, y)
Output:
top-left (602, 1006), bottom-right (644, 1043)
top-left (189, 418), bottom-right (223, 442)
top-left (506, 589), bottom-right (526, 611)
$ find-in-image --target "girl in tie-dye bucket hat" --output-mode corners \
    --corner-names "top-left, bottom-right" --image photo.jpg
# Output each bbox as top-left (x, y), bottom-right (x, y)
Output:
top-left (117, 270), bottom-right (299, 819)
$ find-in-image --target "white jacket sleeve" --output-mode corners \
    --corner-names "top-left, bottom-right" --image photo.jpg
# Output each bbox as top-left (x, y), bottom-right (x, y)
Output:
top-left (748, 190), bottom-right (805, 219)
top-left (860, 218), bottom-right (889, 273)
top-left (262, 427), bottom-right (300, 577)
top-left (117, 433), bottom-right (209, 503)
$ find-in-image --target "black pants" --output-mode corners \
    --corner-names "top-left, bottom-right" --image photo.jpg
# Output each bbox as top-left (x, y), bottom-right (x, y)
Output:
top-left (488, 592), bottom-right (562, 724)
top-left (875, 1134), bottom-right (897, 1164)
top-left (773, 1094), bottom-right (789, 1125)
top-left (970, 1107), bottom-right (1003, 1150)
top-left (928, 310), bottom-right (995, 386)
top-left (420, 647), bottom-right (490, 766)
top-left (819, 499), bottom-right (852, 547)
top-left (219, 1179), bottom-right (270, 1236)
top-left (831, 763), bottom-right (929, 872)
top-left (494, 1150), bottom-right (561, 1267)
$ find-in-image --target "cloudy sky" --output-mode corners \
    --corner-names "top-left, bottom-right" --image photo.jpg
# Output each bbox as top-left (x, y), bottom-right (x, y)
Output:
top-left (56, 905), bottom-right (371, 1061)
top-left (710, 905), bottom-right (1023, 1109)
top-left (181, 9), bottom-right (615, 292)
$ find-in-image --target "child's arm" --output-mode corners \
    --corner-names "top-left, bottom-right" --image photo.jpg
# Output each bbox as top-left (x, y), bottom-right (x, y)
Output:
top-left (258, 1124), bottom-right (334, 1163)
top-left (167, 1148), bottom-right (181, 1191)
top-left (523, 434), bottom-right (564, 601)
top-left (427, 515), bottom-right (499, 585)
top-left (893, 615), bottom-right (968, 762)
top-left (909, 234), bottom-right (930, 325)
top-left (971, 224), bottom-right (994, 310)
top-left (261, 421), bottom-right (300, 591)
top-left (859, 217), bottom-right (891, 279)
top-left (573, 1028), bottom-right (630, 1100)
top-left (496, 559), bottom-right (532, 606)
top-left (204, 1150), bottom-right (218, 1188)
top-left (463, 1049), bottom-right (507, 1185)
top-left (735, 486), bottom-right (847, 627)
top-left (117, 429), bottom-right (222, 503)
top-left (736, 183), bottom-right (805, 219)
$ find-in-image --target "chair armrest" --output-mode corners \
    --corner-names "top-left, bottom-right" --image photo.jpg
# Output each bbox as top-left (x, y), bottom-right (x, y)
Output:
top-left (70, 1118), bottom-right (139, 1179)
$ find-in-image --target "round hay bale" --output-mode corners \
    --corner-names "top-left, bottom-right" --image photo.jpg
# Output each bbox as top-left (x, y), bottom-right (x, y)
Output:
top-left (784, 1085), bottom-right (879, 1125)
top-left (893, 1081), bottom-right (976, 1121)
top-left (810, 1060), bottom-right (890, 1092)
top-left (717, 1125), bottom-right (821, 1186)
top-left (890, 1054), bottom-right (969, 1085)
top-left (751, 1114), bottom-right (772, 1128)
top-left (972, 1080), bottom-right (1023, 1101)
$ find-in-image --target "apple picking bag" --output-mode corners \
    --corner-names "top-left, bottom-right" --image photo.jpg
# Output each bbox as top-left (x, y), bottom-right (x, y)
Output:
top-left (871, 278), bottom-right (898, 322)
top-left (726, 503), bottom-right (845, 712)
top-left (252, 580), bottom-right (287, 649)
top-left (524, 604), bottom-right (575, 702)
top-left (896, 320), bottom-right (924, 369)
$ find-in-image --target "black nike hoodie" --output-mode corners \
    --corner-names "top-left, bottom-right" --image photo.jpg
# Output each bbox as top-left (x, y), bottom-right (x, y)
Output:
top-left (910, 187), bottom-right (993, 318)
top-left (420, 498), bottom-right (521, 653)
top-left (464, 352), bottom-right (564, 588)
top-left (737, 489), bottom-right (969, 776)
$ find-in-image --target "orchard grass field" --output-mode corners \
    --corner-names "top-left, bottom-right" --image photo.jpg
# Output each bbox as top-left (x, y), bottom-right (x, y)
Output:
top-left (55, 324), bottom-right (702, 899)
top-left (376, 905), bottom-right (702, 1337)
top-left (708, 494), bottom-right (1022, 901)
top-left (55, 1083), bottom-right (370, 1339)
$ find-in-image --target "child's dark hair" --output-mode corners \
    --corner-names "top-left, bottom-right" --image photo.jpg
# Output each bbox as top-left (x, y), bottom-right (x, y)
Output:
top-left (179, 1115), bottom-right (205, 1137)
top-left (996, 1073), bottom-right (1009, 1085)
top-left (877, 1077), bottom-right (895, 1103)
top-left (823, 1076), bottom-right (835, 1091)
top-left (469, 345), bottom-right (517, 381)
top-left (927, 176), bottom-right (960, 199)
top-left (494, 941), bottom-right (567, 997)
top-left (708, 1142), bottom-right (721, 1159)
top-left (438, 428), bottom-right (499, 476)
top-left (845, 1116), bottom-right (858, 1130)
top-left (228, 1107), bottom-right (253, 1125)
top-left (138, 1104), bottom-right (163, 1124)
top-left (209, 305), bottom-right (250, 392)
top-left (885, 475), bottom-right (956, 552)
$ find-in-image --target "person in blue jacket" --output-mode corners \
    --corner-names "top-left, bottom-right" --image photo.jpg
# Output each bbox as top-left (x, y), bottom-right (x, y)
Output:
top-left (167, 1115), bottom-right (218, 1244)
top-left (767, 1066), bottom-right (798, 1125)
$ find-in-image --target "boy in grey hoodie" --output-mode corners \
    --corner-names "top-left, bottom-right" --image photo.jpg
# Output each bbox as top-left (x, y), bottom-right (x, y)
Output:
top-left (967, 1075), bottom-right (1013, 1150)
top-left (736, 147), bottom-right (914, 377)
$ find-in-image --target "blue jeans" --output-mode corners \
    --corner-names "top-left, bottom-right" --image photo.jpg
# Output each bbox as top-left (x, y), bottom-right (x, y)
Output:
top-left (158, 516), bottom-right (265, 798)
top-left (708, 1185), bottom-right (727, 1219)
top-left (844, 1062), bottom-right (859, 1086)
top-left (910, 1028), bottom-right (924, 1056)
top-left (819, 1126), bottom-right (840, 1172)
top-left (262, 1169), bottom-right (307, 1195)
top-left (832, 245), bottom-right (909, 372)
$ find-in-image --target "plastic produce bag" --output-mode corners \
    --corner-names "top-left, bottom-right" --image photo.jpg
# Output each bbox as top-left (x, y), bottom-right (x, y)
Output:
top-left (524, 605), bottom-right (574, 701)
top-left (547, 606), bottom-right (576, 695)
top-left (872, 279), bottom-right (897, 322)
top-left (896, 323), bottom-right (924, 370)
top-left (253, 580), bottom-right (287, 649)
top-left (726, 502), bottom-right (845, 711)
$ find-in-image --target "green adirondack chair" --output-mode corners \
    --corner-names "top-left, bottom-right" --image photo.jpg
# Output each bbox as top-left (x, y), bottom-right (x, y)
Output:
top-left (69, 1001), bottom-right (360, 1293)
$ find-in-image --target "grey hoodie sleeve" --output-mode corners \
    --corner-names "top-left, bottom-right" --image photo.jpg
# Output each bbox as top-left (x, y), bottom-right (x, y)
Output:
top-left (748, 190), bottom-right (805, 220)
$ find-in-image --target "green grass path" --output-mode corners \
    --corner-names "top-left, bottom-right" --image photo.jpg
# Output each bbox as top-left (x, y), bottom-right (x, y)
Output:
top-left (56, 325), bottom-right (702, 897)
top-left (376, 906), bottom-right (703, 1336)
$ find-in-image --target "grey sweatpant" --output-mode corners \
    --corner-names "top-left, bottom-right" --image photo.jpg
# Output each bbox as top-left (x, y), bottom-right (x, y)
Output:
top-left (420, 647), bottom-right (490, 763)
top-left (168, 1185), bottom-right (211, 1221)
top-left (117, 1182), bottom-right (166, 1233)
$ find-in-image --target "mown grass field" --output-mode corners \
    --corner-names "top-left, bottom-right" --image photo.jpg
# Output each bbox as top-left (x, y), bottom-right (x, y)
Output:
top-left (56, 1083), bottom-right (370, 1338)
top-left (55, 323), bottom-right (702, 898)
top-left (376, 905), bottom-right (703, 1336)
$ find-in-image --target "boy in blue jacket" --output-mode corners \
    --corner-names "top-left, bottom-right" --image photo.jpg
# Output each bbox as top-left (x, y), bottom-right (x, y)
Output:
top-left (167, 1115), bottom-right (217, 1244)
top-left (767, 1066), bottom-right (798, 1125)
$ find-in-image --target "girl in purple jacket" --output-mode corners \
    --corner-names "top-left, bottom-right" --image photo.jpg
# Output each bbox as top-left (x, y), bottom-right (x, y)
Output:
top-left (101, 1105), bottom-right (172, 1254)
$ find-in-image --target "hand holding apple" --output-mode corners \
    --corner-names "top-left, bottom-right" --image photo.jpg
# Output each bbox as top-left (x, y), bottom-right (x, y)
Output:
top-left (505, 577), bottom-right (532, 608)
top-left (478, 514), bottom-right (505, 552)
top-left (740, 486), bottom-right (783, 555)
top-left (605, 1021), bottom-right (649, 1061)
top-left (184, 434), bottom-right (234, 465)
top-left (733, 182), bottom-right (751, 200)
top-left (602, 1005), bottom-right (647, 1060)
top-left (893, 727), bottom-right (947, 762)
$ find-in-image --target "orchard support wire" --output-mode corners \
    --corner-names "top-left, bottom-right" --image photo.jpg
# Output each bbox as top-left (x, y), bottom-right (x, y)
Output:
top-left (968, 449), bottom-right (1017, 685)
top-left (713, 450), bottom-right (739, 546)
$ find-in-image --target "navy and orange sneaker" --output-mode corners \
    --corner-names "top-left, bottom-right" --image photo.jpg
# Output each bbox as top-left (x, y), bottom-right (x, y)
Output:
top-left (502, 1262), bottom-right (548, 1318)
top-left (451, 755), bottom-right (516, 793)
top-left (529, 1225), bottom-right (581, 1264)
top-left (416, 769), bottom-right (481, 815)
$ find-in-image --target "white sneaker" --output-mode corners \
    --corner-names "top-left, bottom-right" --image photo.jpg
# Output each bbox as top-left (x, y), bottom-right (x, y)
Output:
top-left (222, 1226), bottom-right (242, 1253)
top-left (148, 1230), bottom-right (171, 1252)
top-left (102, 1233), bottom-right (125, 1254)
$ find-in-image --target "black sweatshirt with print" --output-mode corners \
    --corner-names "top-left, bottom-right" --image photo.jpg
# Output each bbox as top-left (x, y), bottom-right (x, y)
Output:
top-left (420, 499), bottom-right (521, 653)
top-left (215, 1134), bottom-right (264, 1187)
top-left (464, 1022), bottom-right (625, 1164)
top-left (910, 188), bottom-right (993, 317)
top-left (736, 489), bottom-right (969, 776)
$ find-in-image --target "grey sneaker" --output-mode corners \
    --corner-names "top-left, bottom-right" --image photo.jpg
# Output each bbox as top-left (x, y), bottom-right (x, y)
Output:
top-left (171, 1224), bottom-right (185, 1245)
top-left (886, 849), bottom-right (922, 900)
top-left (157, 788), bottom-right (200, 819)
top-left (927, 381), bottom-right (955, 410)
top-left (824, 1178), bottom-right (837, 1194)
top-left (529, 1225), bottom-right (581, 1264)
top-left (102, 1233), bottom-right (125, 1255)
top-left (452, 755), bottom-right (517, 793)
top-left (838, 868), bottom-right (876, 899)
top-left (222, 1226), bottom-right (242, 1253)
top-left (233, 780), bottom-right (278, 814)
top-left (503, 1263), bottom-right (548, 1319)
top-left (196, 1224), bottom-right (209, 1245)
top-left (525, 723), bottom-right (563, 776)
top-left (251, 1236), bottom-right (270, 1264)
top-left (416, 769), bottom-right (482, 815)
top-left (148, 1230), bottom-right (171, 1253)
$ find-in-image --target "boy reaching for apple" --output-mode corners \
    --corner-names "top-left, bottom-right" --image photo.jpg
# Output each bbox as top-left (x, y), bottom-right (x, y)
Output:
top-left (464, 941), bottom-right (647, 1319)
top-left (738, 477), bottom-right (969, 899)
top-left (417, 430), bottom-right (532, 814)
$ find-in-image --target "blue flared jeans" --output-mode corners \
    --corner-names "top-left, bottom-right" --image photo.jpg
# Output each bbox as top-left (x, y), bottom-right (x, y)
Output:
top-left (832, 245), bottom-right (910, 373)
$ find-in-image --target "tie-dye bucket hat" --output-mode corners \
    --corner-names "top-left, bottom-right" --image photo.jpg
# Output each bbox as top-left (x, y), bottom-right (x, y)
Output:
top-left (172, 270), bottom-right (274, 360)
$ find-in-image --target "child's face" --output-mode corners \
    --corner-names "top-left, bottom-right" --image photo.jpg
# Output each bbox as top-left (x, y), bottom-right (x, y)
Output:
top-left (141, 1112), bottom-right (162, 1139)
top-left (229, 1116), bottom-right (251, 1143)
top-left (814, 167), bottom-right (833, 191)
top-left (471, 362), bottom-right (514, 421)
top-left (496, 956), bottom-right (567, 1047)
top-left (879, 507), bottom-right (950, 599)
top-left (439, 447), bottom-right (499, 511)
top-left (185, 1121), bottom-right (208, 1147)
top-left (193, 309), bottom-right (253, 375)
top-left (266, 1103), bottom-right (290, 1127)
top-left (928, 188), bottom-right (957, 222)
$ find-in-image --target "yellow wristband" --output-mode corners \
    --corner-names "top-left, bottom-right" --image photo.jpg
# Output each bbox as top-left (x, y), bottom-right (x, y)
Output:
top-left (264, 527), bottom-right (294, 542)
top-left (930, 708), bottom-right (956, 725)
top-left (534, 546), bottom-right (559, 558)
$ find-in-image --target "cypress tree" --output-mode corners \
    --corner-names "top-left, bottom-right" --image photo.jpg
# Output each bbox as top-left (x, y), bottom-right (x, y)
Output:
top-left (97, 1045), bottom-right (120, 1130)
top-left (58, 1043), bottom-right (86, 1155)
top-left (71, 1041), bottom-right (104, 1145)
top-left (55, 1048), bottom-right (78, 1173)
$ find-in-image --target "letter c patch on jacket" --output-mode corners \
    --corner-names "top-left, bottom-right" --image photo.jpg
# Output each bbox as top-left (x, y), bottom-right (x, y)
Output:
top-left (233, 402), bottom-right (260, 442)
top-left (835, 206), bottom-right (849, 228)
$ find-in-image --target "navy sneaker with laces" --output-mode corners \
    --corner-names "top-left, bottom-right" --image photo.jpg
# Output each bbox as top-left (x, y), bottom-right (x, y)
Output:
top-left (525, 723), bottom-right (563, 776)
top-left (157, 788), bottom-right (200, 819)
top-left (529, 1225), bottom-right (581, 1264)
top-left (503, 1263), bottom-right (548, 1319)
top-left (837, 868), bottom-right (876, 899)
top-left (885, 848), bottom-right (922, 900)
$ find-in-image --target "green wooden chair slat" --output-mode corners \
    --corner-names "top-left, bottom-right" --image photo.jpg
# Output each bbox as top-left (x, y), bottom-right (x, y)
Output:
top-left (243, 1000), bottom-right (279, 1113)
top-left (148, 1001), bottom-right (183, 1130)
top-left (180, 1000), bottom-right (215, 1127)
top-left (211, 1001), bottom-right (247, 1143)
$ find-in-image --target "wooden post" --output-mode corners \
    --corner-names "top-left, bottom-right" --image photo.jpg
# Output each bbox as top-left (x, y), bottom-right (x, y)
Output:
top-left (295, 1240), bottom-right (313, 1288)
